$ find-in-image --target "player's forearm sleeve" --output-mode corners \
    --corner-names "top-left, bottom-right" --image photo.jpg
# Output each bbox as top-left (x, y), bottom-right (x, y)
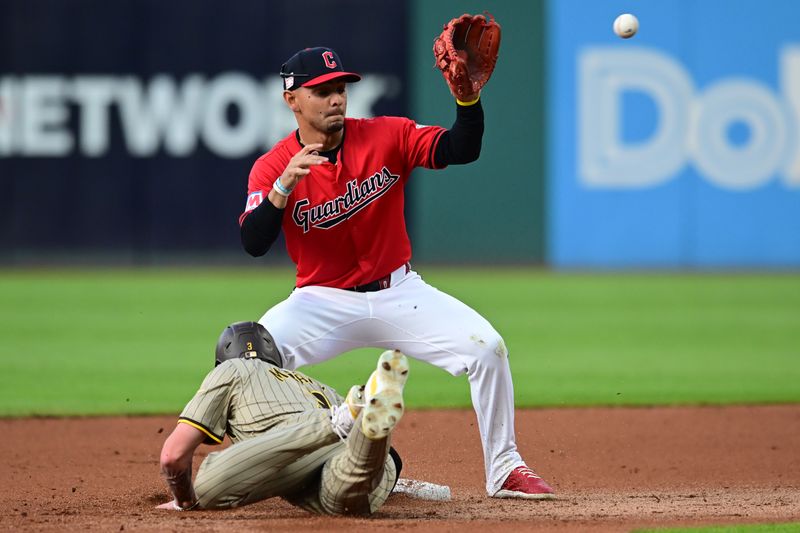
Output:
top-left (433, 99), bottom-right (484, 167)
top-left (240, 200), bottom-right (284, 257)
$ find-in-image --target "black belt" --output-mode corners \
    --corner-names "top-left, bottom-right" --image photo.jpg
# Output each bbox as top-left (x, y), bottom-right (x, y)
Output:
top-left (345, 263), bottom-right (410, 293)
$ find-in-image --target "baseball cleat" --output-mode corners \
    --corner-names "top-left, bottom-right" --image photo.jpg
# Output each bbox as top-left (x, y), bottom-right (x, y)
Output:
top-left (361, 350), bottom-right (409, 440)
top-left (345, 384), bottom-right (365, 418)
top-left (493, 466), bottom-right (555, 500)
top-left (330, 385), bottom-right (365, 439)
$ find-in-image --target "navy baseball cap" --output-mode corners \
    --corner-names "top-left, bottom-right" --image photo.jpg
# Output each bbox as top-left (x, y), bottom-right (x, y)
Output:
top-left (280, 47), bottom-right (361, 91)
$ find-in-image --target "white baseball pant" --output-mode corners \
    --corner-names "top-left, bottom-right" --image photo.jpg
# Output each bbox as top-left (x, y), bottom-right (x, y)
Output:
top-left (259, 265), bottom-right (525, 495)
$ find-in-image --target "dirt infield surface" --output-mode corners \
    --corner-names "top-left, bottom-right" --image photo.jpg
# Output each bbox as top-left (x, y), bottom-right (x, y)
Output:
top-left (2, 405), bottom-right (799, 532)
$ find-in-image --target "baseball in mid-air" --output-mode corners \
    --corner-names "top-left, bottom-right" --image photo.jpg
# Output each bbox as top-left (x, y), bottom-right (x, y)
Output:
top-left (613, 13), bottom-right (639, 39)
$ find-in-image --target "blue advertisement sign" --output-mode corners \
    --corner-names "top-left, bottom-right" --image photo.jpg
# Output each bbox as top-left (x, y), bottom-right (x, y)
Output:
top-left (548, 0), bottom-right (800, 268)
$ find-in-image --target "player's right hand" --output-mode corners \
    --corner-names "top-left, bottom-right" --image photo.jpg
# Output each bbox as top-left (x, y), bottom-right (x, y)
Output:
top-left (280, 143), bottom-right (328, 189)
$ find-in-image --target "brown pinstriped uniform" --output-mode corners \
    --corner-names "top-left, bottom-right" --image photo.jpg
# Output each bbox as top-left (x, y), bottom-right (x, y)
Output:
top-left (178, 358), bottom-right (396, 514)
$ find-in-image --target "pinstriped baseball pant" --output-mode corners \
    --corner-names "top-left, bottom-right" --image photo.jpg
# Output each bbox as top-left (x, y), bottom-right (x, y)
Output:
top-left (194, 410), bottom-right (396, 515)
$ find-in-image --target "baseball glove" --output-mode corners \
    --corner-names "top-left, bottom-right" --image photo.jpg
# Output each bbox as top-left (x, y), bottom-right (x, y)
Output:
top-left (433, 13), bottom-right (501, 101)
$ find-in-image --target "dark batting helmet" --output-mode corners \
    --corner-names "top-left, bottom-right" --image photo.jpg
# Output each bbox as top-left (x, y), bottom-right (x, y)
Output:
top-left (214, 321), bottom-right (283, 368)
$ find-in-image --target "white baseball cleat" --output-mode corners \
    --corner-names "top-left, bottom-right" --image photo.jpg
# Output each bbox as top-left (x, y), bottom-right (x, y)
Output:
top-left (330, 385), bottom-right (365, 439)
top-left (361, 350), bottom-right (409, 440)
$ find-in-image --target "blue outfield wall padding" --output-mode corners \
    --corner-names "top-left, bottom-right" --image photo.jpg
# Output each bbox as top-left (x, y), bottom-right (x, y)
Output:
top-left (547, 0), bottom-right (800, 268)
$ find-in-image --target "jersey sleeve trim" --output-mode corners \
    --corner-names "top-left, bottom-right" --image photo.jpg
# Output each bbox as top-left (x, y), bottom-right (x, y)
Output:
top-left (428, 128), bottom-right (448, 170)
top-left (178, 418), bottom-right (224, 444)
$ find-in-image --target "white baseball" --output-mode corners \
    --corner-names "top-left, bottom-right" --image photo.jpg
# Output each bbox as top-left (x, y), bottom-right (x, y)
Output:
top-left (613, 13), bottom-right (639, 39)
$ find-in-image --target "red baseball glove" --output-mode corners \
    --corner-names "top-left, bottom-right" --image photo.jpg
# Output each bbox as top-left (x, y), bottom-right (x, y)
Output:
top-left (433, 13), bottom-right (501, 101)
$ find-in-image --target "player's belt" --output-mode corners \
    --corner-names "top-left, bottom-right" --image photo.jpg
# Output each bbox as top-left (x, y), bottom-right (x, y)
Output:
top-left (345, 263), bottom-right (411, 293)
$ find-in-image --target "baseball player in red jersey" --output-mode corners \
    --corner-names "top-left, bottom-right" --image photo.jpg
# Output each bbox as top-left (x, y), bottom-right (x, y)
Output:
top-left (239, 46), bottom-right (554, 499)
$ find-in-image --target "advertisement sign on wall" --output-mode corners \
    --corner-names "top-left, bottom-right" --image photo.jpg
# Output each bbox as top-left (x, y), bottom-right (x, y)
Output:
top-left (548, 0), bottom-right (800, 267)
top-left (0, 0), bottom-right (406, 262)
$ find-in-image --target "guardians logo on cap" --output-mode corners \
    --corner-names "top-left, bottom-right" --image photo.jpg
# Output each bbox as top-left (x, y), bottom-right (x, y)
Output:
top-left (279, 47), bottom-right (361, 91)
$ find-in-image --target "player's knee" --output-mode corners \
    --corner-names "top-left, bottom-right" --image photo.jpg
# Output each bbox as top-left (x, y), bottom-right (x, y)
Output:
top-left (465, 331), bottom-right (509, 369)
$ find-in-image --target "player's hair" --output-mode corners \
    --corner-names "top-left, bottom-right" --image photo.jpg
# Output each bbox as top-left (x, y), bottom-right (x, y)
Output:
top-left (215, 321), bottom-right (283, 368)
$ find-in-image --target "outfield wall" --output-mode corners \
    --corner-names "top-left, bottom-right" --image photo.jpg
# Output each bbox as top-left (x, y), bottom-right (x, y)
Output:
top-left (1, 0), bottom-right (798, 268)
top-left (0, 0), bottom-right (408, 264)
top-left (408, 0), bottom-right (547, 264)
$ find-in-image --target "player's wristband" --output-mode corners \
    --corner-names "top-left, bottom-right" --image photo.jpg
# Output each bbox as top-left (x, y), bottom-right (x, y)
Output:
top-left (273, 177), bottom-right (293, 197)
top-left (456, 95), bottom-right (481, 106)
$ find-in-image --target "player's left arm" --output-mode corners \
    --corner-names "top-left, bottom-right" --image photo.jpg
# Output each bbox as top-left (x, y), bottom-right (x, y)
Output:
top-left (399, 97), bottom-right (484, 171)
top-left (432, 98), bottom-right (485, 167)
top-left (428, 12), bottom-right (500, 168)
top-left (157, 423), bottom-right (206, 510)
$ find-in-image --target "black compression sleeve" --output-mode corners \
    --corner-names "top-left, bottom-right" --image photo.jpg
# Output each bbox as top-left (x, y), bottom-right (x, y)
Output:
top-left (240, 199), bottom-right (284, 257)
top-left (433, 99), bottom-right (485, 167)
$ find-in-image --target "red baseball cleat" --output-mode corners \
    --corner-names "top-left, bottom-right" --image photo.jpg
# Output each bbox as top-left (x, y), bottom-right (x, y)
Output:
top-left (493, 466), bottom-right (555, 500)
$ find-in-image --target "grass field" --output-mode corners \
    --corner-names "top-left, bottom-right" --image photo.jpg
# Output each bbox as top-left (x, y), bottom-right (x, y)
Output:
top-left (1, 268), bottom-right (799, 416)
top-left (639, 523), bottom-right (800, 533)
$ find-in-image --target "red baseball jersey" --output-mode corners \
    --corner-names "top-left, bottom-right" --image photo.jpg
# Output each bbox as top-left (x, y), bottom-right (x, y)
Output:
top-left (240, 117), bottom-right (446, 288)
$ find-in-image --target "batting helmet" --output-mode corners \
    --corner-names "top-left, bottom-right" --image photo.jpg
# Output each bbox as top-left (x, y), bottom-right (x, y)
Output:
top-left (214, 321), bottom-right (283, 368)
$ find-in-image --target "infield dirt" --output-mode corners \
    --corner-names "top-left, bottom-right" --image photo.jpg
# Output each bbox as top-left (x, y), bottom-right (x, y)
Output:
top-left (2, 405), bottom-right (799, 532)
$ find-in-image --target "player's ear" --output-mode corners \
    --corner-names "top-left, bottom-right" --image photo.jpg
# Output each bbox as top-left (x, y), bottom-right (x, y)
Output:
top-left (283, 90), bottom-right (300, 112)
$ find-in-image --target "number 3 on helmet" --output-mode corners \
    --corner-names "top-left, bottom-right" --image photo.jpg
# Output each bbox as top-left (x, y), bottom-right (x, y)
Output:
top-left (214, 321), bottom-right (283, 368)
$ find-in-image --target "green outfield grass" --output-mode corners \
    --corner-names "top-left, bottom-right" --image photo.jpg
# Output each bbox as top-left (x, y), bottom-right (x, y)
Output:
top-left (637, 522), bottom-right (800, 532)
top-left (0, 268), bottom-right (798, 416)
